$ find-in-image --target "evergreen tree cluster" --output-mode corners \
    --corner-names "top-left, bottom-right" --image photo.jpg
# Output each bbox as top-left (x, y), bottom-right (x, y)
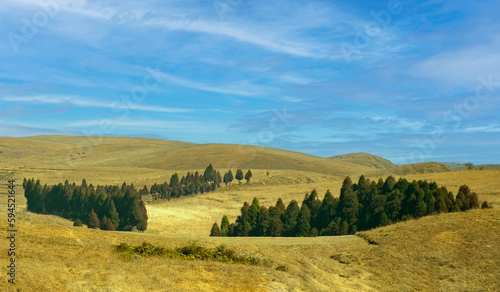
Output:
top-left (23, 178), bottom-right (148, 232)
top-left (148, 165), bottom-right (252, 200)
top-left (211, 175), bottom-right (480, 237)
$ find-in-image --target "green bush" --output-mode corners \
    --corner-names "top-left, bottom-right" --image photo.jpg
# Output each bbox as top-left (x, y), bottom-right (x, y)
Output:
top-left (73, 219), bottom-right (83, 227)
top-left (276, 264), bottom-right (288, 271)
top-left (481, 201), bottom-right (491, 209)
top-left (114, 242), bottom-right (262, 265)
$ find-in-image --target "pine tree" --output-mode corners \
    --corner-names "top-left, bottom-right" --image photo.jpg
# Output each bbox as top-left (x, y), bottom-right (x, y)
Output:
top-left (227, 170), bottom-right (234, 185)
top-left (338, 188), bottom-right (359, 226)
top-left (379, 212), bottom-right (391, 226)
top-left (133, 199), bottom-right (148, 231)
top-left (139, 185), bottom-right (149, 197)
top-left (104, 218), bottom-right (115, 231)
top-left (340, 176), bottom-right (353, 199)
top-left (234, 202), bottom-right (251, 236)
top-left (88, 209), bottom-right (100, 229)
top-left (468, 192), bottom-right (479, 209)
top-left (415, 200), bottom-right (427, 218)
top-left (282, 200), bottom-right (300, 236)
top-left (248, 198), bottom-right (260, 230)
top-left (315, 190), bottom-right (336, 231)
top-left (435, 194), bottom-right (448, 213)
top-left (245, 170), bottom-right (253, 183)
top-left (101, 215), bottom-right (109, 229)
top-left (235, 169), bottom-right (244, 184)
top-left (295, 204), bottom-right (311, 237)
top-left (302, 189), bottom-right (321, 228)
top-left (268, 218), bottom-right (283, 237)
top-left (255, 207), bottom-right (271, 236)
top-left (382, 176), bottom-right (396, 193)
top-left (275, 198), bottom-right (286, 214)
top-left (221, 215), bottom-right (230, 236)
top-left (170, 173), bottom-right (181, 198)
top-left (203, 164), bottom-right (215, 183)
top-left (385, 190), bottom-right (403, 222)
top-left (339, 220), bottom-right (349, 235)
top-left (210, 222), bottom-right (222, 236)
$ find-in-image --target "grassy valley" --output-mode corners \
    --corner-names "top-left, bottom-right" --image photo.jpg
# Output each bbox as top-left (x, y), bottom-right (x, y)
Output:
top-left (0, 136), bottom-right (499, 291)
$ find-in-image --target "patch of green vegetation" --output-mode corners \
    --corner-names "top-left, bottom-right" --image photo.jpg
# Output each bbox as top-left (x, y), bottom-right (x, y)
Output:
top-left (115, 241), bottom-right (262, 265)
top-left (276, 264), bottom-right (288, 271)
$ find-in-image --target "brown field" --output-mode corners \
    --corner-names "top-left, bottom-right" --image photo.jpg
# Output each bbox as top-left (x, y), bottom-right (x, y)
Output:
top-left (0, 136), bottom-right (499, 291)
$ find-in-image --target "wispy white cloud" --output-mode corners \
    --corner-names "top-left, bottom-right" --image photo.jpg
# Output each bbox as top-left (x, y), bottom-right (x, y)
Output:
top-left (370, 116), bottom-right (426, 130)
top-left (149, 69), bottom-right (274, 98)
top-left (0, 122), bottom-right (76, 137)
top-left (1, 95), bottom-right (193, 113)
top-left (411, 37), bottom-right (500, 89)
top-left (69, 119), bottom-right (227, 134)
top-left (4, 0), bottom-right (354, 60)
top-left (280, 74), bottom-right (316, 85)
top-left (3, 0), bottom-right (116, 20)
top-left (462, 125), bottom-right (500, 133)
top-left (144, 18), bottom-right (330, 59)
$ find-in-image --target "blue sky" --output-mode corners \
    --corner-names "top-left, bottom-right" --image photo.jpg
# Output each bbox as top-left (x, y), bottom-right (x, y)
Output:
top-left (1, 0), bottom-right (499, 164)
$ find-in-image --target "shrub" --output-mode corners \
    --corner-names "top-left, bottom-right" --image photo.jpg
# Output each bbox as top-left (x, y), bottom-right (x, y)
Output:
top-left (114, 242), bottom-right (262, 265)
top-left (73, 219), bottom-right (83, 227)
top-left (210, 222), bottom-right (222, 236)
top-left (276, 264), bottom-right (288, 271)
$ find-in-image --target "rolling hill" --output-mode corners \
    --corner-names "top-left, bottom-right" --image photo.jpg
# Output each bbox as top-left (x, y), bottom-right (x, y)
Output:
top-left (329, 152), bottom-right (395, 169)
top-left (0, 136), bottom-right (381, 177)
top-left (1, 136), bottom-right (452, 178)
top-left (1, 135), bottom-right (498, 291)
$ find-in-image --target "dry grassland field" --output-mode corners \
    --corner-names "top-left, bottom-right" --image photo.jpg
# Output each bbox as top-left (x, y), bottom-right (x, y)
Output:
top-left (0, 136), bottom-right (499, 291)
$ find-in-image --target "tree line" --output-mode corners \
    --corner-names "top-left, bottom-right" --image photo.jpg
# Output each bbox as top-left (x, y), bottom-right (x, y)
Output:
top-left (148, 165), bottom-right (252, 200)
top-left (210, 175), bottom-right (481, 237)
top-left (22, 165), bottom-right (253, 232)
top-left (23, 178), bottom-right (148, 231)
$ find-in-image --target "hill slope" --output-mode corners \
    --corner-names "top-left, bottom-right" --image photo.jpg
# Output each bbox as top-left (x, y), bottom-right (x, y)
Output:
top-left (2, 194), bottom-right (498, 291)
top-left (329, 152), bottom-right (395, 169)
top-left (0, 135), bottom-right (498, 291)
top-left (356, 209), bottom-right (500, 291)
top-left (0, 136), bottom-right (374, 177)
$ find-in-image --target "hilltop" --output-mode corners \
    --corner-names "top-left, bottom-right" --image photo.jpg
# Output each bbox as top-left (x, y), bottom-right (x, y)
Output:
top-left (0, 136), bottom-right (382, 179)
top-left (0, 136), bottom-right (453, 180)
top-left (329, 152), bottom-right (395, 169)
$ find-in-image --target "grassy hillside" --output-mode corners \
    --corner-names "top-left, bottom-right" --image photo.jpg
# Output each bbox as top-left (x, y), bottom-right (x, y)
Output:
top-left (0, 136), bottom-right (373, 177)
top-left (442, 162), bottom-right (500, 171)
top-left (1, 135), bottom-right (499, 291)
top-left (385, 162), bottom-right (449, 175)
top-left (1, 183), bottom-right (498, 291)
top-left (329, 152), bottom-right (395, 169)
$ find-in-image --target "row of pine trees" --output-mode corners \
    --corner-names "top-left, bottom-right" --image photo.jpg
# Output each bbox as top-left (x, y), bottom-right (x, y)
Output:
top-left (147, 165), bottom-right (252, 200)
top-left (22, 165), bottom-right (253, 232)
top-left (23, 178), bottom-right (148, 231)
top-left (211, 175), bottom-right (480, 237)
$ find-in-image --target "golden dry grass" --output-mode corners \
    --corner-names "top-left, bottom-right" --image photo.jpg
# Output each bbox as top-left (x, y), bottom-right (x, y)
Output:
top-left (0, 136), bottom-right (373, 176)
top-left (329, 152), bottom-right (395, 169)
top-left (0, 136), bottom-right (499, 291)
